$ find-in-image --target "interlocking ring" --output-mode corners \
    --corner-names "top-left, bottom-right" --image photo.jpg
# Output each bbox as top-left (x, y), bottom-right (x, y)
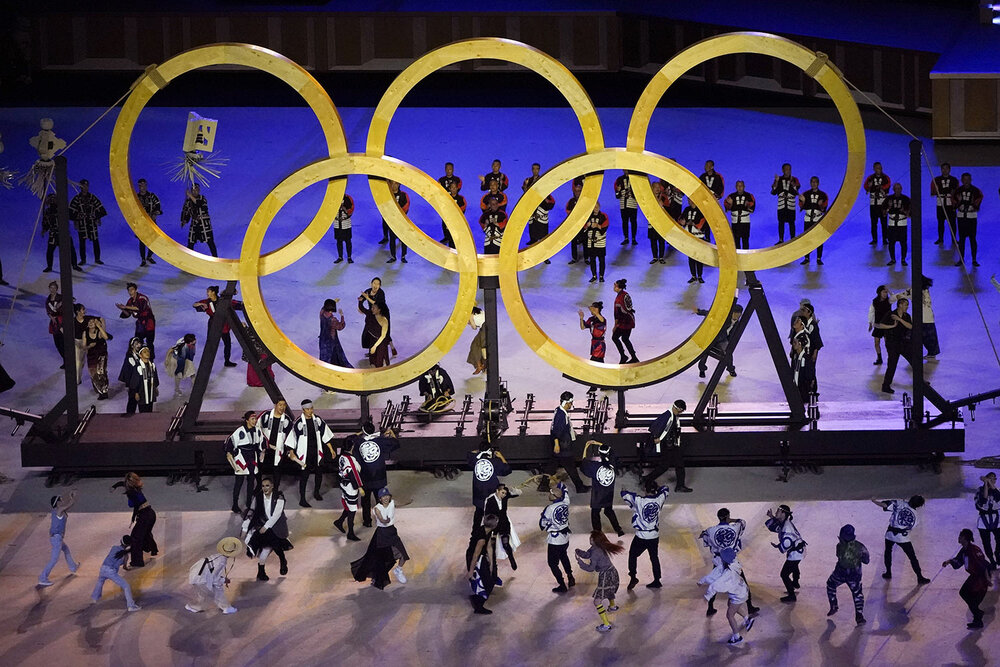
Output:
top-left (628, 32), bottom-right (866, 270)
top-left (109, 43), bottom-right (349, 280)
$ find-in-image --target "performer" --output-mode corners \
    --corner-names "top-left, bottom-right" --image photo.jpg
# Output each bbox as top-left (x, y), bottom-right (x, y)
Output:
top-left (764, 504), bottom-right (807, 602)
top-left (351, 487), bottom-right (409, 588)
top-left (540, 482), bottom-right (575, 593)
top-left (954, 172), bottom-right (984, 267)
top-left (180, 183), bottom-right (219, 257)
top-left (931, 162), bottom-right (958, 246)
top-left (884, 182), bottom-right (910, 266)
top-left (83, 315), bottom-right (110, 400)
top-left (699, 548), bottom-right (755, 645)
top-left (479, 179), bottom-right (508, 213)
top-left (358, 277), bottom-right (396, 359)
top-left (578, 302), bottom-right (607, 364)
top-left (333, 193), bottom-right (354, 264)
top-left (289, 399), bottom-right (335, 507)
top-left (801, 303), bottom-right (823, 390)
top-left (193, 285), bottom-right (242, 367)
top-left (258, 399), bottom-right (294, 489)
top-left (319, 298), bottom-right (352, 367)
top-left (483, 483), bottom-right (522, 570)
top-left (362, 302), bottom-right (390, 367)
top-left (724, 180), bottom-right (755, 250)
top-left (479, 197), bottom-right (508, 255)
top-left (69, 179), bottom-right (107, 265)
top-left (771, 163), bottom-right (800, 242)
top-left (612, 279), bottom-right (638, 364)
top-left (135, 178), bottom-right (160, 266)
top-left (185, 537), bottom-right (241, 614)
top-left (44, 281), bottom-right (66, 366)
top-left (791, 335), bottom-right (815, 403)
top-left (699, 160), bottom-right (725, 200)
top-left (697, 303), bottom-right (741, 378)
top-left (584, 203), bottom-right (609, 282)
top-left (864, 162), bottom-right (892, 246)
top-left (524, 163), bottom-right (555, 259)
top-left (467, 514), bottom-right (500, 614)
top-left (876, 296), bottom-right (912, 395)
top-left (550, 391), bottom-right (589, 494)
top-left (443, 180), bottom-right (468, 249)
top-left (479, 159), bottom-right (508, 192)
top-left (566, 181), bottom-right (587, 264)
top-left (868, 285), bottom-right (892, 365)
top-left (621, 479), bottom-right (669, 590)
top-left (418, 363), bottom-right (455, 413)
top-left (90, 535), bottom-right (140, 611)
top-left (581, 441), bottom-right (625, 536)
top-left (241, 476), bottom-right (292, 581)
top-left (226, 411), bottom-right (264, 514)
top-left (469, 445), bottom-right (511, 527)
top-left (110, 472), bottom-right (158, 567)
top-left (165, 334), bottom-right (197, 395)
top-left (128, 345), bottom-right (158, 413)
top-left (334, 437), bottom-right (365, 541)
top-left (115, 282), bottom-right (156, 358)
top-left (648, 181), bottom-right (668, 264)
top-left (614, 170), bottom-right (639, 246)
top-left (872, 495), bottom-right (931, 583)
top-left (975, 472), bottom-right (1000, 569)
top-left (700, 508), bottom-right (759, 616)
top-left (384, 180), bottom-right (410, 263)
top-left (942, 528), bottom-right (992, 629)
top-left (72, 304), bottom-right (92, 385)
top-left (826, 524), bottom-right (870, 625)
top-left (467, 306), bottom-right (487, 375)
top-left (575, 531), bottom-right (625, 633)
top-left (354, 421), bottom-right (400, 527)
top-left (38, 490), bottom-right (79, 586)
top-left (41, 193), bottom-right (81, 272)
top-left (799, 176), bottom-right (828, 265)
top-left (438, 161), bottom-right (462, 196)
top-left (644, 399), bottom-right (692, 492)
top-left (118, 337), bottom-right (142, 414)
top-left (681, 202), bottom-right (707, 283)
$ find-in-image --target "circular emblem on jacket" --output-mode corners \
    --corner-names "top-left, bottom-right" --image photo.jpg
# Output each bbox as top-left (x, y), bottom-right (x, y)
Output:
top-left (359, 441), bottom-right (381, 464)
top-left (596, 465), bottom-right (615, 487)
top-left (474, 459), bottom-right (495, 482)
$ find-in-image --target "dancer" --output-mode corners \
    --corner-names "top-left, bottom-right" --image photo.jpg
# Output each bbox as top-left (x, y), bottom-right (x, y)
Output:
top-left (524, 163), bottom-right (555, 258)
top-left (226, 411), bottom-right (264, 514)
top-left (354, 421), bottom-right (400, 527)
top-left (193, 285), bottom-right (241, 367)
top-left (931, 162), bottom-right (958, 246)
top-left (363, 302), bottom-right (390, 368)
top-left (418, 363), bottom-right (455, 413)
top-left (241, 476), bottom-right (292, 581)
top-left (826, 524), bottom-right (870, 625)
top-left (614, 170), bottom-right (638, 246)
top-left (700, 508), bottom-right (759, 616)
top-left (69, 179), bottom-right (107, 265)
top-left (91, 535), bottom-right (140, 611)
top-left (467, 306), bottom-right (487, 375)
top-left (897, 276), bottom-right (941, 359)
top-left (581, 440), bottom-right (624, 536)
top-left (724, 180), bottom-right (755, 250)
top-left (118, 337), bottom-right (142, 414)
top-left (799, 176), bottom-right (828, 265)
top-left (868, 285), bottom-right (892, 365)
top-left (771, 163), bottom-right (800, 242)
top-left (877, 296), bottom-right (912, 395)
top-left (110, 472), bottom-right (158, 567)
top-left (41, 194), bottom-right (81, 272)
top-left (484, 483), bottom-right (522, 570)
top-left (479, 179), bottom-right (508, 213)
top-left (942, 528), bottom-right (992, 629)
top-left (697, 304), bottom-right (741, 378)
top-left (135, 178), bottom-right (159, 266)
top-left (578, 301), bottom-right (607, 364)
top-left (644, 399), bottom-right (691, 492)
top-left (165, 334), bottom-right (197, 395)
top-left (584, 203), bottom-right (609, 282)
top-left (385, 180), bottom-right (410, 263)
top-left (71, 304), bottom-right (92, 385)
top-left (469, 444), bottom-right (512, 527)
top-left (975, 472), bottom-right (1000, 569)
top-left (181, 183), bottom-right (219, 257)
top-left (648, 181), bottom-right (668, 264)
top-left (479, 197), bottom-right (507, 255)
top-left (359, 278), bottom-right (395, 359)
top-left (540, 482), bottom-right (575, 593)
top-left (44, 282), bottom-right (67, 367)
top-left (575, 531), bottom-right (624, 633)
top-left (864, 162), bottom-right (891, 246)
top-left (681, 202), bottom-right (707, 283)
top-left (38, 490), bottom-right (79, 586)
top-left (764, 504), bottom-right (807, 602)
top-left (801, 303), bottom-right (824, 389)
top-left (319, 298), bottom-right (352, 367)
top-left (566, 181), bottom-right (587, 264)
top-left (699, 160), bottom-right (725, 200)
top-left (479, 159), bottom-right (508, 192)
top-left (954, 172), bottom-right (984, 267)
top-left (334, 437), bottom-right (364, 541)
top-left (791, 335), bottom-right (815, 403)
top-left (185, 537), bottom-right (241, 614)
top-left (884, 183), bottom-right (910, 266)
top-left (700, 548), bottom-right (755, 645)
top-left (873, 495), bottom-right (931, 583)
top-left (612, 279), bottom-right (638, 363)
top-left (467, 514), bottom-right (500, 614)
top-left (83, 314), bottom-right (110, 400)
top-left (333, 193), bottom-right (354, 263)
top-left (351, 487), bottom-right (409, 589)
top-left (443, 180), bottom-right (468, 249)
top-left (290, 399), bottom-right (335, 507)
top-left (128, 345), bottom-right (158, 413)
top-left (621, 478), bottom-right (668, 590)
top-left (550, 391), bottom-right (589, 494)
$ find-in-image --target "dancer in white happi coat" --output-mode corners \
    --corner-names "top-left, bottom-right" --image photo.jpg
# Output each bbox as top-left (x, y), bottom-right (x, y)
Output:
top-left (334, 437), bottom-right (365, 542)
top-left (700, 548), bottom-right (755, 645)
top-left (226, 411), bottom-right (264, 514)
top-left (700, 508), bottom-right (759, 617)
top-left (257, 399), bottom-right (295, 489)
top-left (289, 399), bottom-right (335, 507)
top-left (765, 504), bottom-right (807, 603)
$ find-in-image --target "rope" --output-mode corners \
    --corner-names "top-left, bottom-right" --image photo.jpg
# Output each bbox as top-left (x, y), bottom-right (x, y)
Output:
top-left (57, 88), bottom-right (133, 156)
top-left (841, 76), bottom-right (1000, 370)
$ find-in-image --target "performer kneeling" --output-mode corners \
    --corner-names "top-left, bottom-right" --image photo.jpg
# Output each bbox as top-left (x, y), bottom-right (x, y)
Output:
top-left (241, 476), bottom-right (292, 581)
top-left (186, 537), bottom-right (241, 614)
top-left (351, 487), bottom-right (409, 589)
top-left (467, 514), bottom-right (500, 614)
top-left (419, 363), bottom-right (455, 413)
top-left (575, 531), bottom-right (624, 633)
top-left (700, 548), bottom-right (755, 645)
top-left (826, 524), bottom-right (870, 625)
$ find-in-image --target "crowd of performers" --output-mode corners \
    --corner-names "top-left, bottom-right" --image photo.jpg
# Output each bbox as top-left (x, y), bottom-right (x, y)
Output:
top-left (35, 389), bottom-right (1000, 642)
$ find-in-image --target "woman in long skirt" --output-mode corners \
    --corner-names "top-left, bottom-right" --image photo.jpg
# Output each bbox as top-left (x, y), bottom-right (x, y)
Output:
top-left (575, 530), bottom-right (625, 632)
top-left (319, 298), bottom-right (352, 367)
top-left (84, 315), bottom-right (110, 400)
top-left (351, 487), bottom-right (409, 589)
top-left (110, 472), bottom-right (158, 567)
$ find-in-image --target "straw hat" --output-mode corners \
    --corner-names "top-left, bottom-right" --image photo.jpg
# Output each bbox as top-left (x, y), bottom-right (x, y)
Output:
top-left (217, 537), bottom-right (243, 557)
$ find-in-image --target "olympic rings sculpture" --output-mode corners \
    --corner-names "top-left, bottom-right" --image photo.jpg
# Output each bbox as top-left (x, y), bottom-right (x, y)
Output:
top-left (109, 34), bottom-right (865, 393)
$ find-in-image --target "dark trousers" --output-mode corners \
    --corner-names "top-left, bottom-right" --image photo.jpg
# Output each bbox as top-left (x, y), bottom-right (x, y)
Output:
top-left (688, 257), bottom-right (703, 278)
top-left (888, 226), bottom-right (908, 262)
top-left (137, 402), bottom-right (153, 413)
top-left (136, 330), bottom-right (155, 360)
top-left (52, 332), bottom-right (64, 361)
top-left (126, 392), bottom-right (138, 415)
top-left (827, 570), bottom-right (864, 613)
top-left (957, 217), bottom-right (977, 262)
top-left (360, 487), bottom-right (374, 525)
top-left (645, 446), bottom-right (685, 489)
top-left (299, 466), bottom-right (322, 500)
top-left (528, 221), bottom-right (548, 246)
top-left (620, 208), bottom-right (637, 241)
top-left (937, 206), bottom-right (956, 243)
top-left (978, 528), bottom-right (1000, 565)
top-left (649, 235), bottom-right (665, 259)
top-left (778, 209), bottom-right (796, 241)
top-left (46, 242), bottom-right (78, 270)
top-left (571, 234), bottom-right (586, 261)
top-left (882, 340), bottom-right (911, 389)
top-left (187, 240), bottom-right (219, 257)
top-left (129, 506), bottom-right (158, 566)
top-left (381, 221), bottom-right (390, 242)
top-left (588, 247), bottom-right (606, 279)
top-left (780, 559), bottom-right (801, 595)
top-left (233, 473), bottom-right (256, 509)
top-left (547, 543), bottom-right (573, 584)
top-left (389, 231), bottom-right (407, 258)
top-left (222, 331), bottom-right (233, 363)
top-left (732, 222), bottom-right (750, 249)
top-left (336, 234), bottom-right (353, 259)
top-left (922, 323), bottom-right (941, 357)
top-left (78, 236), bottom-right (101, 263)
top-left (870, 205), bottom-right (888, 243)
top-left (138, 238), bottom-right (153, 262)
top-left (591, 506), bottom-right (623, 534)
top-left (883, 539), bottom-right (923, 577)
top-left (804, 243), bottom-right (824, 261)
top-left (628, 536), bottom-right (661, 580)
top-left (698, 347), bottom-right (734, 374)
top-left (612, 328), bottom-right (636, 362)
top-left (960, 578), bottom-right (987, 622)
top-left (550, 455), bottom-right (586, 492)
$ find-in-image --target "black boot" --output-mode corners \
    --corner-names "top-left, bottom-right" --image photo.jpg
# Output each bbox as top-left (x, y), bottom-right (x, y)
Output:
top-left (552, 575), bottom-right (568, 593)
top-left (567, 573), bottom-right (576, 588)
top-left (278, 553), bottom-right (288, 576)
top-left (470, 595), bottom-right (492, 615)
top-left (257, 564), bottom-right (269, 581)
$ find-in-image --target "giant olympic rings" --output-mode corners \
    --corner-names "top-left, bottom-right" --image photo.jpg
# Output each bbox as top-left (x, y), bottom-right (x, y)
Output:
top-left (108, 35), bottom-right (865, 392)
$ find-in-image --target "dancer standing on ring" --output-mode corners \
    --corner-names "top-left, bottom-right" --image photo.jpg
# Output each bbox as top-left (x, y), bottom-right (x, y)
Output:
top-left (334, 437), bottom-right (364, 541)
top-left (771, 163), bottom-right (799, 242)
top-left (700, 548), bottom-right (755, 645)
top-left (614, 170), bottom-right (638, 246)
top-left (975, 472), bottom-right (1000, 570)
top-left (826, 524), bottom-right (870, 625)
top-left (765, 504), bottom-right (807, 603)
top-left (873, 495), bottom-right (931, 584)
top-left (180, 183), bottom-right (219, 257)
top-left (622, 478), bottom-right (668, 591)
top-left (579, 302), bottom-right (607, 364)
top-left (333, 193), bottom-right (354, 264)
top-left (540, 482), bottom-right (575, 593)
top-left (110, 472), bottom-right (158, 567)
top-left (241, 476), bottom-right (292, 581)
top-left (319, 298), bottom-right (352, 368)
top-left (724, 180), bottom-right (755, 250)
top-left (612, 279), bottom-right (638, 364)
top-left (226, 411), bottom-right (264, 513)
top-left (942, 528), bottom-right (992, 629)
top-left (38, 489), bottom-right (79, 586)
top-left (584, 203), bottom-right (609, 283)
top-left (581, 440), bottom-right (625, 537)
top-left (576, 531), bottom-right (624, 633)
